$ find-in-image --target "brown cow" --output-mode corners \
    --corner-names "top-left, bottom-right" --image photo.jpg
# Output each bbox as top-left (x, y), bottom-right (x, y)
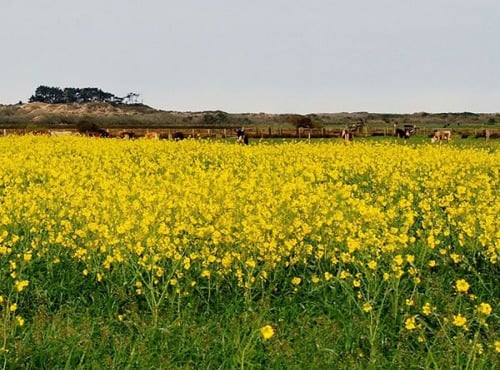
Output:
top-left (117, 130), bottom-right (136, 139)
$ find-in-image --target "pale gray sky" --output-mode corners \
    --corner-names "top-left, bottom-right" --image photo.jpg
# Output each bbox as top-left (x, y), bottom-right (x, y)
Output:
top-left (1, 0), bottom-right (499, 113)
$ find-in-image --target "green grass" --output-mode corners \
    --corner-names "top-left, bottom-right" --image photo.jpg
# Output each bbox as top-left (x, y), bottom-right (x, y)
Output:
top-left (2, 253), bottom-right (498, 369)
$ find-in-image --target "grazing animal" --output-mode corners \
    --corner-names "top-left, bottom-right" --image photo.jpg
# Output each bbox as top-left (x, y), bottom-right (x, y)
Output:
top-left (341, 129), bottom-right (354, 142)
top-left (172, 132), bottom-right (185, 141)
top-left (395, 128), bottom-right (408, 138)
top-left (86, 129), bottom-right (110, 138)
top-left (144, 132), bottom-right (159, 139)
top-left (431, 130), bottom-right (452, 143)
top-left (236, 128), bottom-right (248, 145)
top-left (49, 130), bottom-right (80, 136)
top-left (394, 125), bottom-right (416, 139)
top-left (117, 130), bottom-right (136, 139)
top-left (31, 130), bottom-right (50, 136)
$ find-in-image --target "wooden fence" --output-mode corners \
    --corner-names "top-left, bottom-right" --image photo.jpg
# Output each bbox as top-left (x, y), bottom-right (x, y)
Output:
top-left (2, 127), bottom-right (499, 139)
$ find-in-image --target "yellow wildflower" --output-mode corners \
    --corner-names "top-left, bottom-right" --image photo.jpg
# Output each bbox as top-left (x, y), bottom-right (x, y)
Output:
top-left (452, 314), bottom-right (467, 327)
top-left (455, 279), bottom-right (470, 293)
top-left (476, 302), bottom-right (492, 316)
top-left (339, 270), bottom-right (350, 279)
top-left (15, 280), bottom-right (29, 292)
top-left (474, 343), bottom-right (483, 355)
top-left (259, 325), bottom-right (275, 340)
top-left (406, 254), bottom-right (415, 264)
top-left (422, 302), bottom-right (432, 316)
top-left (394, 255), bottom-right (404, 266)
top-left (450, 253), bottom-right (461, 264)
top-left (201, 270), bottom-right (211, 278)
top-left (405, 317), bottom-right (417, 330)
top-left (363, 303), bottom-right (372, 313)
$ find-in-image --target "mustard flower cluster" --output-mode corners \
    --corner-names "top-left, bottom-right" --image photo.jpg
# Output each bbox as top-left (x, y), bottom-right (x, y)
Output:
top-left (0, 136), bottom-right (498, 353)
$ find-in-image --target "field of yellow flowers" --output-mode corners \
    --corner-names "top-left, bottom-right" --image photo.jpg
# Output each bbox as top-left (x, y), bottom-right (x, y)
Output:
top-left (0, 136), bottom-right (498, 368)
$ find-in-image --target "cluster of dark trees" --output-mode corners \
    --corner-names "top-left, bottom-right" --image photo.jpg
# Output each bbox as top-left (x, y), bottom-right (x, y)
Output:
top-left (29, 85), bottom-right (138, 104)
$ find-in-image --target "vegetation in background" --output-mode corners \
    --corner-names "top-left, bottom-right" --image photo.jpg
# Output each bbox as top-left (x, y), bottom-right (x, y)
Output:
top-left (27, 85), bottom-right (144, 106)
top-left (29, 86), bottom-right (121, 104)
top-left (1, 101), bottom-right (500, 134)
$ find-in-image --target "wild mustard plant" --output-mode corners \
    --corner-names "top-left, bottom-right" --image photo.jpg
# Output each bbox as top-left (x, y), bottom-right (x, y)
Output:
top-left (0, 136), bottom-right (498, 366)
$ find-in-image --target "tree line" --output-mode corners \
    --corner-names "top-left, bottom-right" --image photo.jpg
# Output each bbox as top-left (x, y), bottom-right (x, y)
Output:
top-left (28, 85), bottom-right (138, 104)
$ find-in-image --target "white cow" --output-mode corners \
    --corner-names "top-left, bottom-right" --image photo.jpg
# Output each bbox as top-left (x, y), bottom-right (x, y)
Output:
top-left (431, 130), bottom-right (451, 143)
top-left (49, 130), bottom-right (80, 137)
top-left (341, 129), bottom-right (354, 142)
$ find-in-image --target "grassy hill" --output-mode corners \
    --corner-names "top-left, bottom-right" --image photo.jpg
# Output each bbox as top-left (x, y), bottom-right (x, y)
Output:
top-left (1, 102), bottom-right (499, 133)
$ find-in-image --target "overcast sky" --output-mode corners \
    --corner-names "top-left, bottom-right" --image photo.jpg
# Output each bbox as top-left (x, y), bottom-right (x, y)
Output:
top-left (1, 0), bottom-right (499, 113)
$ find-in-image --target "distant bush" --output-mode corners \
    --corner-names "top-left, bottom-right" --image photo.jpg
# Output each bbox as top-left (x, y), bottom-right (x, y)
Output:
top-left (286, 114), bottom-right (313, 128)
top-left (76, 122), bottom-right (102, 133)
top-left (203, 111), bottom-right (229, 126)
